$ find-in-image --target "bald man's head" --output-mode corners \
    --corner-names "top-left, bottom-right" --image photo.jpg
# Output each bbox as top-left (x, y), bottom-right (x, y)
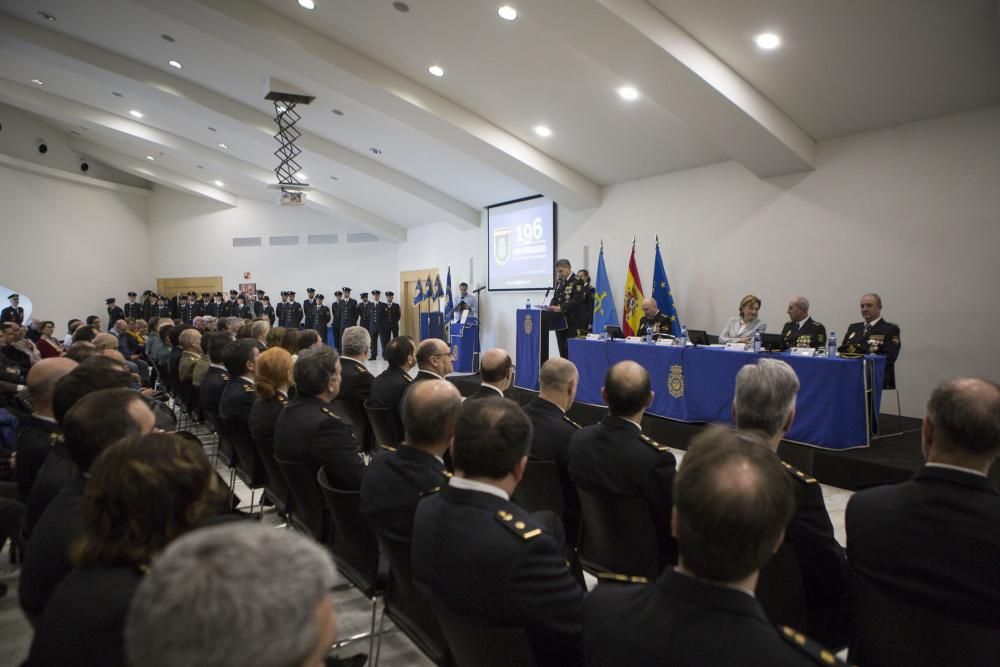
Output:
top-left (641, 298), bottom-right (659, 318)
top-left (480, 348), bottom-right (512, 387)
top-left (93, 332), bottom-right (119, 351)
top-left (415, 338), bottom-right (452, 376)
top-left (539, 357), bottom-right (579, 410)
top-left (27, 357), bottom-right (79, 416)
top-left (603, 360), bottom-right (652, 417)
top-left (402, 379), bottom-right (463, 450)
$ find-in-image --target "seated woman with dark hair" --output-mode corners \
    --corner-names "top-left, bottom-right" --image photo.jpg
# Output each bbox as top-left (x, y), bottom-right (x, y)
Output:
top-left (24, 432), bottom-right (228, 667)
top-left (35, 321), bottom-right (65, 359)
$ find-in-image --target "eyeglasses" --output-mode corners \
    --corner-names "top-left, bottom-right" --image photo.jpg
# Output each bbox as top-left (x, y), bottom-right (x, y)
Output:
top-left (430, 350), bottom-right (457, 361)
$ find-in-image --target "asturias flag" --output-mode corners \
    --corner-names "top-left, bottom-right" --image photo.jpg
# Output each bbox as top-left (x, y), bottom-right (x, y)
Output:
top-left (622, 240), bottom-right (644, 336)
top-left (651, 237), bottom-right (681, 336)
top-left (591, 244), bottom-right (619, 335)
top-left (412, 277), bottom-right (425, 305)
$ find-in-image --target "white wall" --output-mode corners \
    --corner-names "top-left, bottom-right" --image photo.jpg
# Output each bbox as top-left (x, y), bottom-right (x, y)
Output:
top-left (0, 163), bottom-right (151, 329)
top-left (399, 106), bottom-right (1000, 417)
top-left (146, 188), bottom-right (398, 297)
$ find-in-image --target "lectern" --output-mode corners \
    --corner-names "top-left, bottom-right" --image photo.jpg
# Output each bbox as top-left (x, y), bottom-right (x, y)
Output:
top-left (514, 308), bottom-right (566, 390)
top-left (450, 320), bottom-right (479, 373)
top-left (419, 312), bottom-right (444, 341)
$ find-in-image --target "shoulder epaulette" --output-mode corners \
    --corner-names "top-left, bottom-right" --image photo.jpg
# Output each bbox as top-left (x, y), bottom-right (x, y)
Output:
top-left (419, 486), bottom-right (441, 497)
top-left (277, 394), bottom-right (288, 405)
top-left (595, 572), bottom-right (650, 585)
top-left (381, 444), bottom-right (397, 452)
top-left (782, 461), bottom-right (817, 484)
top-left (221, 373), bottom-right (230, 382)
top-left (242, 384), bottom-right (256, 393)
top-left (639, 433), bottom-right (670, 452)
top-left (495, 510), bottom-right (542, 541)
top-left (320, 407), bottom-right (341, 421)
top-left (778, 626), bottom-right (845, 665)
top-left (402, 373), bottom-right (412, 383)
top-left (562, 414), bottom-right (582, 429)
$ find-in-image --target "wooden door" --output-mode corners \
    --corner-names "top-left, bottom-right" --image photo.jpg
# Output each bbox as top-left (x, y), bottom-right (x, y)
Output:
top-left (156, 276), bottom-right (223, 299)
top-left (399, 269), bottom-right (437, 341)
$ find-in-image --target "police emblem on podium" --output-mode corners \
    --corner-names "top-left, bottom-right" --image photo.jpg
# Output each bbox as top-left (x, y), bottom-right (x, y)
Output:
top-left (523, 313), bottom-right (533, 334)
top-left (668, 364), bottom-right (685, 398)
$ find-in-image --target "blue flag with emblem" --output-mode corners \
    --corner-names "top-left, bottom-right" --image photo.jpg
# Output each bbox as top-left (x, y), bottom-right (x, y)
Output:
top-left (652, 236), bottom-right (681, 336)
top-left (434, 273), bottom-right (444, 300)
top-left (412, 276), bottom-right (424, 305)
top-left (443, 267), bottom-right (455, 320)
top-left (591, 243), bottom-right (620, 334)
top-left (425, 274), bottom-right (434, 302)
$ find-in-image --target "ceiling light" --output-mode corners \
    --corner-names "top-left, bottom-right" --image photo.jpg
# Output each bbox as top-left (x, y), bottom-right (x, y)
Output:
top-left (428, 65), bottom-right (445, 77)
top-left (129, 110), bottom-right (144, 118)
top-left (533, 125), bottom-right (552, 138)
top-left (196, 165), bottom-right (204, 169)
top-left (214, 180), bottom-right (224, 187)
top-left (208, 126), bottom-right (217, 132)
top-left (276, 104), bottom-right (287, 113)
top-left (498, 5), bottom-right (517, 21)
top-left (296, 172), bottom-right (307, 180)
top-left (298, 0), bottom-right (315, 9)
top-left (370, 147), bottom-right (383, 155)
top-left (38, 11), bottom-right (56, 21)
top-left (393, 1), bottom-right (410, 12)
top-left (330, 175), bottom-right (339, 181)
top-left (617, 86), bottom-right (639, 101)
top-left (29, 78), bottom-right (44, 86)
top-left (168, 60), bottom-right (182, 69)
top-left (754, 32), bottom-right (781, 50)
top-left (145, 155), bottom-right (155, 161)
top-left (217, 143), bottom-right (229, 149)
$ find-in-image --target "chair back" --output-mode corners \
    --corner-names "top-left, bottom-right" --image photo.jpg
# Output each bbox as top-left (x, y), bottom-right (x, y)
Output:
top-left (316, 469), bottom-right (381, 598)
top-left (364, 400), bottom-right (402, 450)
top-left (274, 456), bottom-right (328, 542)
top-left (225, 418), bottom-right (268, 488)
top-left (436, 613), bottom-right (536, 667)
top-left (334, 398), bottom-right (373, 454)
top-left (575, 487), bottom-right (660, 579)
top-left (755, 542), bottom-right (808, 632)
top-left (848, 572), bottom-right (1000, 667)
top-left (213, 414), bottom-right (238, 469)
top-left (250, 432), bottom-right (293, 516)
top-left (378, 537), bottom-right (451, 666)
top-left (511, 459), bottom-right (564, 516)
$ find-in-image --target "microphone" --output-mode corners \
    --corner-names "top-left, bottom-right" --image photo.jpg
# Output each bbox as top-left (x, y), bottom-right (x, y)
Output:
top-left (543, 287), bottom-right (551, 300)
top-left (472, 285), bottom-right (486, 293)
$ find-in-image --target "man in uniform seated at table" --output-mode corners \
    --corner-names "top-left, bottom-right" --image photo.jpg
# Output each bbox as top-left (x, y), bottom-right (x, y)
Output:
top-left (838, 293), bottom-right (901, 389)
top-left (637, 298), bottom-right (672, 336)
top-left (781, 296), bottom-right (826, 350)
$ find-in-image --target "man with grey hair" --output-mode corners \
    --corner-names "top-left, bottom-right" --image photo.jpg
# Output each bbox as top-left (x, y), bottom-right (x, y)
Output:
top-left (338, 326), bottom-right (372, 403)
top-left (781, 296), bottom-right (826, 350)
top-left (250, 319), bottom-right (270, 352)
top-left (733, 358), bottom-right (848, 649)
top-left (178, 328), bottom-right (203, 384)
top-left (274, 346), bottom-right (364, 490)
top-left (125, 522), bottom-right (341, 667)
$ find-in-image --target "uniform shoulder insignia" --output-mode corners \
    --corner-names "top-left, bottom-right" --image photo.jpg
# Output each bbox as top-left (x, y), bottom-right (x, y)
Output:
top-left (782, 461), bottom-right (817, 484)
top-left (562, 414), bottom-right (582, 429)
top-left (277, 394), bottom-right (288, 405)
top-left (402, 373), bottom-right (413, 383)
top-left (320, 407), bottom-right (342, 421)
top-left (419, 486), bottom-right (441, 497)
top-left (495, 510), bottom-right (542, 541)
top-left (221, 373), bottom-right (230, 382)
top-left (778, 626), bottom-right (846, 665)
top-left (242, 384), bottom-right (256, 393)
top-left (639, 433), bottom-right (669, 452)
top-left (596, 572), bottom-right (650, 585)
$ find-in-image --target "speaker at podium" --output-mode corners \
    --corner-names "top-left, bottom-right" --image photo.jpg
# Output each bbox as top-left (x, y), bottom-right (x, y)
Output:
top-left (514, 307), bottom-right (567, 390)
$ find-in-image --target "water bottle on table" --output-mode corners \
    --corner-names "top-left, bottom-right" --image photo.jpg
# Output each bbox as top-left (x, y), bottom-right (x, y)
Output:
top-left (526, 297), bottom-right (531, 310)
top-left (679, 325), bottom-right (688, 346)
top-left (828, 332), bottom-right (837, 357)
top-left (645, 325), bottom-right (653, 345)
top-left (753, 330), bottom-right (761, 353)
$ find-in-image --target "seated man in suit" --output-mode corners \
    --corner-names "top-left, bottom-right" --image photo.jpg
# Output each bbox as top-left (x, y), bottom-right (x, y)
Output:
top-left (567, 360), bottom-right (677, 568)
top-left (198, 332), bottom-right (234, 422)
top-left (637, 298), bottom-right (672, 336)
top-left (338, 326), bottom-right (373, 403)
top-left (370, 335), bottom-right (416, 436)
top-left (522, 357), bottom-right (581, 546)
top-left (15, 357), bottom-right (77, 501)
top-left (412, 338), bottom-right (454, 382)
top-left (846, 377), bottom-right (1000, 627)
top-left (838, 293), bottom-right (901, 388)
top-left (734, 359), bottom-right (849, 649)
top-left (781, 296), bottom-right (826, 350)
top-left (361, 379), bottom-right (460, 547)
top-left (218, 338), bottom-right (258, 424)
top-left (467, 348), bottom-right (513, 400)
top-left (585, 428), bottom-right (846, 666)
top-left (274, 346), bottom-right (364, 490)
top-left (412, 398), bottom-right (585, 666)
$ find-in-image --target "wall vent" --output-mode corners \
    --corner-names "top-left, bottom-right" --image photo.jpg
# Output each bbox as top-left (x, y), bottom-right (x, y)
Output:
top-left (308, 234), bottom-right (339, 245)
top-left (269, 235), bottom-right (300, 246)
top-left (232, 237), bottom-right (262, 248)
top-left (346, 232), bottom-right (378, 243)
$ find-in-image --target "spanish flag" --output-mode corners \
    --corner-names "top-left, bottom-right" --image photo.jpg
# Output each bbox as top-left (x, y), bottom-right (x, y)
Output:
top-left (622, 240), bottom-right (644, 336)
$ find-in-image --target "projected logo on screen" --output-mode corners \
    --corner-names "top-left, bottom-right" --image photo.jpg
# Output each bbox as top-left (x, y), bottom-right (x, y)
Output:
top-left (487, 196), bottom-right (556, 291)
top-left (493, 227), bottom-right (511, 266)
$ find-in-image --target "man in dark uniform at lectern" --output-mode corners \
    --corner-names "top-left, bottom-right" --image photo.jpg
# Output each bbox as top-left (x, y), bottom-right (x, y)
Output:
top-left (838, 293), bottom-right (901, 389)
top-left (548, 259), bottom-right (587, 359)
top-left (781, 297), bottom-right (826, 350)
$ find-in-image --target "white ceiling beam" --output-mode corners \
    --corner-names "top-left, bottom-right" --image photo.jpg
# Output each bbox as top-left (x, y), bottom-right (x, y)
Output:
top-left (134, 0), bottom-right (602, 210)
top-left (0, 13), bottom-right (476, 230)
top-left (0, 151), bottom-right (152, 198)
top-left (529, 0), bottom-right (816, 178)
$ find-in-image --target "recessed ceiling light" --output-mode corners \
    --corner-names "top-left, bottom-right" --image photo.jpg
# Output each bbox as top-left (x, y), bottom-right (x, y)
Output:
top-left (38, 11), bottom-right (56, 21)
top-left (145, 155), bottom-right (155, 161)
top-left (196, 165), bottom-right (204, 169)
top-left (161, 34), bottom-right (175, 43)
top-left (533, 125), bottom-right (552, 138)
top-left (331, 109), bottom-right (344, 116)
top-left (393, 1), bottom-right (410, 12)
top-left (129, 110), bottom-right (144, 118)
top-left (214, 180), bottom-right (224, 187)
top-left (428, 65), bottom-right (445, 77)
top-left (298, 0), bottom-right (315, 8)
top-left (276, 104), bottom-right (288, 113)
top-left (617, 86), bottom-right (639, 101)
top-left (29, 78), bottom-right (44, 86)
top-left (498, 5), bottom-right (517, 21)
top-left (217, 143), bottom-right (229, 149)
top-left (168, 60), bottom-right (182, 69)
top-left (754, 32), bottom-right (781, 50)
top-left (296, 172), bottom-right (307, 180)
top-left (370, 147), bottom-right (383, 155)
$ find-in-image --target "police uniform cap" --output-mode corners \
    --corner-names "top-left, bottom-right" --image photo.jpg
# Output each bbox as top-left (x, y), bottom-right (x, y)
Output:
top-left (385, 291), bottom-right (394, 297)
top-left (280, 291), bottom-right (288, 296)
top-left (316, 294), bottom-right (325, 300)
top-left (256, 290), bottom-right (266, 295)
top-left (105, 298), bottom-right (116, 304)
top-left (214, 292), bottom-right (223, 297)
top-left (188, 291), bottom-right (197, 296)
top-left (359, 292), bottom-right (368, 299)
top-left (229, 289), bottom-right (238, 295)
top-left (127, 291), bottom-right (137, 297)
top-left (288, 290), bottom-right (296, 296)
top-left (342, 287), bottom-right (351, 292)
top-left (201, 292), bottom-right (210, 298)
top-left (8, 294), bottom-right (19, 300)
top-left (371, 289), bottom-right (381, 295)
top-left (334, 290), bottom-right (343, 296)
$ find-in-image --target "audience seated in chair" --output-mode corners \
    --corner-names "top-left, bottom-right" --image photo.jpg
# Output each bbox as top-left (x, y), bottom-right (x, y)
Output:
top-left (369, 335), bottom-right (416, 436)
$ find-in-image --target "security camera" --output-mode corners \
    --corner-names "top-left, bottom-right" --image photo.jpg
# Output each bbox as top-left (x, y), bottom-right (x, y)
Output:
top-left (37, 140), bottom-right (48, 154)
top-left (79, 160), bottom-right (90, 173)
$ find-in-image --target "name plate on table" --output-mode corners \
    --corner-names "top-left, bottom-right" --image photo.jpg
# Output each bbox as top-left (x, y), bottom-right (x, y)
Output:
top-left (585, 333), bottom-right (603, 341)
top-left (725, 342), bottom-right (749, 351)
top-left (655, 338), bottom-right (676, 346)
top-left (625, 336), bottom-right (646, 343)
top-left (790, 347), bottom-right (818, 357)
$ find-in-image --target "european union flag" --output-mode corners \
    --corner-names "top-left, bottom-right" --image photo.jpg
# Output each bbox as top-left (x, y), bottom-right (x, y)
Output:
top-left (652, 237), bottom-right (681, 336)
top-left (591, 244), bottom-right (620, 335)
top-left (413, 277), bottom-right (425, 305)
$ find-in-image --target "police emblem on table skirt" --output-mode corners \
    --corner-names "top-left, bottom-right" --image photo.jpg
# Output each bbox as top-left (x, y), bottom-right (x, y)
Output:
top-left (523, 313), bottom-right (533, 335)
top-left (668, 364), bottom-right (685, 398)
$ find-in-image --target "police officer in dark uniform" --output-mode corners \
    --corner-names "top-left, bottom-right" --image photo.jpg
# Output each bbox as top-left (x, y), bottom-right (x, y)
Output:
top-left (220, 290), bottom-right (236, 317)
top-left (260, 295), bottom-right (275, 326)
top-left (198, 332), bottom-right (232, 421)
top-left (331, 291), bottom-right (343, 351)
top-left (637, 298), bottom-right (672, 336)
top-left (235, 295), bottom-right (251, 320)
top-left (374, 290), bottom-right (391, 358)
top-left (1, 294), bottom-right (24, 326)
top-left (315, 294), bottom-right (331, 344)
top-left (155, 295), bottom-right (172, 318)
top-left (358, 292), bottom-right (371, 336)
top-left (368, 290), bottom-right (384, 360)
top-left (838, 293), bottom-right (901, 389)
top-left (284, 291), bottom-right (303, 329)
top-left (340, 287), bottom-right (358, 332)
top-left (123, 292), bottom-right (142, 320)
top-left (218, 339), bottom-right (259, 465)
top-left (177, 295), bottom-right (194, 325)
top-left (191, 293), bottom-right (206, 318)
top-left (205, 293), bottom-right (223, 319)
top-left (370, 336), bottom-right (415, 437)
top-left (303, 288), bottom-right (317, 330)
top-left (273, 347), bottom-right (364, 491)
top-left (576, 270), bottom-right (595, 333)
top-left (549, 259), bottom-right (588, 358)
top-left (781, 296), bottom-right (826, 350)
top-left (386, 291), bottom-right (401, 339)
top-left (106, 298), bottom-right (125, 330)
top-left (140, 290), bottom-right (154, 321)
top-left (274, 292), bottom-right (287, 327)
top-left (568, 360), bottom-right (677, 569)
